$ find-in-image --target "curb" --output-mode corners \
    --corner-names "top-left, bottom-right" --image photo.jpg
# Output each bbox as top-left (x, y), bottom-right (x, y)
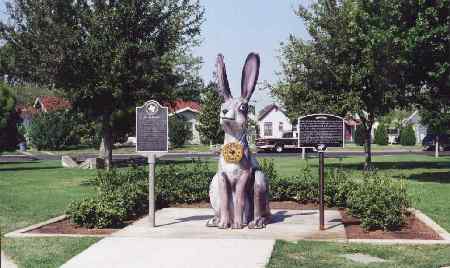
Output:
top-left (4, 215), bottom-right (110, 238)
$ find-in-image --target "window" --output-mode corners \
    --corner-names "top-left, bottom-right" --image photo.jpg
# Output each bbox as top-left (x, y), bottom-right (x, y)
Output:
top-left (263, 122), bottom-right (273, 137)
top-left (279, 122), bottom-right (284, 132)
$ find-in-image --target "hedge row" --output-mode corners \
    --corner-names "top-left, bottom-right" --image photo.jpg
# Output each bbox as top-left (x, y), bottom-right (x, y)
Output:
top-left (67, 159), bottom-right (410, 230)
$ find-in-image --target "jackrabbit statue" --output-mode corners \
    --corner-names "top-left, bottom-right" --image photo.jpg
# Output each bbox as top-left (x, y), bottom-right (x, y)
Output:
top-left (206, 53), bottom-right (271, 229)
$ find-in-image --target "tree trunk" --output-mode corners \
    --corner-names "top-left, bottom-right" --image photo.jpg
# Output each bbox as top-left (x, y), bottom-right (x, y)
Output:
top-left (435, 135), bottom-right (439, 158)
top-left (363, 117), bottom-right (374, 170)
top-left (99, 113), bottom-right (113, 170)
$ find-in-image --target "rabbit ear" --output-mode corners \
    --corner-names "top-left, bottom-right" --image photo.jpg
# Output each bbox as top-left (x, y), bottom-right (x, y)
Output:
top-left (241, 53), bottom-right (260, 102)
top-left (216, 54), bottom-right (232, 100)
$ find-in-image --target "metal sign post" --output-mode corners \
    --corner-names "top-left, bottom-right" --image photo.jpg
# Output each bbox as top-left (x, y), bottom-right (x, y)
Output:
top-left (298, 114), bottom-right (344, 231)
top-left (317, 144), bottom-right (327, 230)
top-left (136, 100), bottom-right (168, 228)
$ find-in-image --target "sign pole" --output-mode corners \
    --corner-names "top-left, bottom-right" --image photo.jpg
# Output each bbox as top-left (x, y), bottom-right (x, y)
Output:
top-left (148, 153), bottom-right (156, 227)
top-left (298, 114), bottom-right (344, 231)
top-left (318, 147), bottom-right (325, 231)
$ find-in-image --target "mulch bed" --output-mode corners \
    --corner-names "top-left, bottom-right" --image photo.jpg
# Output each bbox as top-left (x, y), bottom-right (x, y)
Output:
top-left (28, 218), bottom-right (120, 235)
top-left (26, 201), bottom-right (442, 240)
top-left (339, 209), bottom-right (442, 240)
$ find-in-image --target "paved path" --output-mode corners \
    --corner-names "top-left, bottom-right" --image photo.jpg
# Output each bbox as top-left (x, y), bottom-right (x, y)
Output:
top-left (1, 251), bottom-right (17, 268)
top-left (62, 208), bottom-right (345, 268)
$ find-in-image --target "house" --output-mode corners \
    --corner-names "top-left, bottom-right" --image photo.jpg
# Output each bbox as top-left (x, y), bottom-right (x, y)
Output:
top-left (257, 104), bottom-right (293, 138)
top-left (168, 100), bottom-right (201, 144)
top-left (17, 96), bottom-right (71, 127)
top-left (257, 104), bottom-right (360, 143)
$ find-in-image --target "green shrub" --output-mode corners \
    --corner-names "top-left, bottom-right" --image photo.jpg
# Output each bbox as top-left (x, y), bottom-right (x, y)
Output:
top-left (68, 160), bottom-right (410, 231)
top-left (325, 169), bottom-right (358, 208)
top-left (353, 124), bottom-right (366, 146)
top-left (270, 166), bottom-right (317, 203)
top-left (399, 125), bottom-right (416, 146)
top-left (259, 158), bottom-right (278, 180)
top-left (347, 172), bottom-right (410, 230)
top-left (28, 110), bottom-right (79, 150)
top-left (374, 124), bottom-right (388, 145)
top-left (169, 115), bottom-right (192, 148)
top-left (67, 161), bottom-right (214, 228)
top-left (0, 84), bottom-right (20, 151)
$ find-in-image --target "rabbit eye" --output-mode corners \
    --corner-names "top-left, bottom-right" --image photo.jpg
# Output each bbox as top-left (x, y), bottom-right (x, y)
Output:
top-left (239, 103), bottom-right (248, 112)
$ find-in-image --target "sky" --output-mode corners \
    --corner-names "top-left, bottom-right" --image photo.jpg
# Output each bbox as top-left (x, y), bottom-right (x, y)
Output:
top-left (194, 0), bottom-right (311, 111)
top-left (0, 0), bottom-right (311, 112)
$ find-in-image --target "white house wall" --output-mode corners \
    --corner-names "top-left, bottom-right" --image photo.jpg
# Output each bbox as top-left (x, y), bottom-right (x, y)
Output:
top-left (259, 109), bottom-right (292, 138)
top-left (172, 110), bottom-right (200, 144)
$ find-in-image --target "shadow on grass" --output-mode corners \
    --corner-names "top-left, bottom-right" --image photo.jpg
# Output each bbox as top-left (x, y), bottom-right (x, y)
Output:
top-left (405, 171), bottom-right (450, 183)
top-left (0, 165), bottom-right (62, 172)
top-left (326, 161), bottom-right (450, 171)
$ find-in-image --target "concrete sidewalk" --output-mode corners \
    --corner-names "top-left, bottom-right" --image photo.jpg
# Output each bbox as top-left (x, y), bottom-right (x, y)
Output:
top-left (62, 208), bottom-right (344, 268)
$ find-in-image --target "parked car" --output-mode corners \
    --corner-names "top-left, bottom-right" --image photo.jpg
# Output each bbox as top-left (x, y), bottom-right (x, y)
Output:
top-left (422, 133), bottom-right (450, 151)
top-left (255, 132), bottom-right (299, 153)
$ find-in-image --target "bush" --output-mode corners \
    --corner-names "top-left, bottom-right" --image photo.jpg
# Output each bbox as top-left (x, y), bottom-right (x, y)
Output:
top-left (67, 161), bottom-right (214, 228)
top-left (28, 110), bottom-right (79, 150)
top-left (374, 124), bottom-right (389, 145)
top-left (0, 84), bottom-right (20, 151)
top-left (353, 124), bottom-right (366, 146)
top-left (399, 125), bottom-right (416, 146)
top-left (169, 115), bottom-right (192, 148)
top-left (67, 159), bottom-right (410, 231)
top-left (348, 172), bottom-right (410, 230)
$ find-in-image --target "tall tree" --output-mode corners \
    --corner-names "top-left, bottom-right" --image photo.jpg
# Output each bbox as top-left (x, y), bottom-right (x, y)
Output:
top-left (0, 82), bottom-right (19, 152)
top-left (273, 0), bottom-right (409, 168)
top-left (1, 0), bottom-right (203, 169)
top-left (196, 81), bottom-right (224, 145)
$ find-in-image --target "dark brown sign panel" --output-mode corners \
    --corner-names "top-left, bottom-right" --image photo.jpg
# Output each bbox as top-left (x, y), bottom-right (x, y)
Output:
top-left (136, 101), bottom-right (168, 152)
top-left (298, 114), bottom-right (344, 148)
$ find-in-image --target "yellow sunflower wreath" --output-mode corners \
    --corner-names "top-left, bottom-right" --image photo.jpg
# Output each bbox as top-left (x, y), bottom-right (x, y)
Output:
top-left (222, 142), bottom-right (244, 163)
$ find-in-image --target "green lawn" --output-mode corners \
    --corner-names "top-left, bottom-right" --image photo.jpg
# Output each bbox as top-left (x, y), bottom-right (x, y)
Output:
top-left (29, 143), bottom-right (212, 157)
top-left (327, 143), bottom-right (423, 152)
top-left (0, 161), bottom-right (100, 267)
top-left (1, 155), bottom-right (450, 267)
top-left (268, 240), bottom-right (450, 268)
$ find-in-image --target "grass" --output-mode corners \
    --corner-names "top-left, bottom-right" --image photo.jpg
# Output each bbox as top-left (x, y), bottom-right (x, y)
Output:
top-left (29, 143), bottom-right (212, 157)
top-left (0, 161), bottom-right (99, 267)
top-left (268, 240), bottom-right (450, 268)
top-left (2, 155), bottom-right (450, 267)
top-left (327, 143), bottom-right (423, 152)
top-left (264, 154), bottom-right (450, 267)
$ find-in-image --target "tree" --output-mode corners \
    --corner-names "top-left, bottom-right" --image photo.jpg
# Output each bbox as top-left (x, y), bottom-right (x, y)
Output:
top-left (0, 82), bottom-right (19, 151)
top-left (169, 115), bottom-right (192, 148)
top-left (399, 125), bottom-right (416, 146)
top-left (1, 0), bottom-right (203, 169)
top-left (196, 82), bottom-right (224, 145)
top-left (420, 104), bottom-right (450, 158)
top-left (273, 0), bottom-right (410, 168)
top-left (374, 124), bottom-right (388, 146)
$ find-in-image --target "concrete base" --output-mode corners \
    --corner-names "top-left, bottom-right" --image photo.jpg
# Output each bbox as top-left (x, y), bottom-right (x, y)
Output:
top-left (113, 208), bottom-right (346, 241)
top-left (62, 208), bottom-right (344, 268)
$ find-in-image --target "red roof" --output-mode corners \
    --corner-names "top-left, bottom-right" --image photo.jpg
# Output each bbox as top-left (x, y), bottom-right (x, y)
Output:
top-left (167, 100), bottom-right (200, 113)
top-left (35, 96), bottom-right (71, 112)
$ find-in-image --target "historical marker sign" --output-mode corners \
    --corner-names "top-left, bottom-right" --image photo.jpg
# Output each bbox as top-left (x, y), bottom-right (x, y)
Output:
top-left (298, 114), bottom-right (344, 148)
top-left (136, 100), bottom-right (168, 153)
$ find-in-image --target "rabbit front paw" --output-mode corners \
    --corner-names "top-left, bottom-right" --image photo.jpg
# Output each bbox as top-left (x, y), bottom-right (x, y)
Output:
top-left (232, 222), bottom-right (244, 229)
top-left (218, 218), bottom-right (231, 229)
top-left (248, 217), bottom-right (266, 229)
